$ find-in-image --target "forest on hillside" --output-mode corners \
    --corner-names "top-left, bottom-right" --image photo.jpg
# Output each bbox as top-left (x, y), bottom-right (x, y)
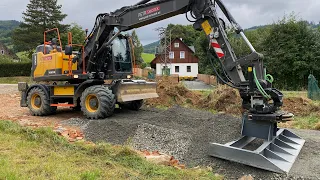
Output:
top-left (0, 20), bottom-right (20, 48)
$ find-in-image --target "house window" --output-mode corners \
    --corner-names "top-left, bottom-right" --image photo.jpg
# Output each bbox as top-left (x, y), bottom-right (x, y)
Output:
top-left (175, 66), bottom-right (180, 73)
top-left (0, 50), bottom-right (4, 55)
top-left (187, 66), bottom-right (191, 72)
top-left (169, 51), bottom-right (174, 59)
top-left (180, 51), bottom-right (185, 59)
top-left (174, 43), bottom-right (179, 48)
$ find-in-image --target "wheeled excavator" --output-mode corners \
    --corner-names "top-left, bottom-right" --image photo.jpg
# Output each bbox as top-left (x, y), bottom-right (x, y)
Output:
top-left (18, 0), bottom-right (305, 173)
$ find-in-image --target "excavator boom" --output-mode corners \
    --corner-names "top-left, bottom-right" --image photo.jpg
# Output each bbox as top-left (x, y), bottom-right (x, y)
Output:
top-left (77, 0), bottom-right (305, 173)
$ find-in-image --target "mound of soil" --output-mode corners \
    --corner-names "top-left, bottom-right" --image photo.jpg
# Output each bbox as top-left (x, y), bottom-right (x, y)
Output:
top-left (146, 77), bottom-right (199, 105)
top-left (145, 78), bottom-right (242, 115)
top-left (146, 77), bottom-right (320, 118)
top-left (199, 85), bottom-right (242, 115)
top-left (283, 97), bottom-right (320, 116)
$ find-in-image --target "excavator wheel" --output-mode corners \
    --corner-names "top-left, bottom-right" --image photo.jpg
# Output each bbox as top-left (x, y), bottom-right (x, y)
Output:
top-left (80, 85), bottom-right (116, 119)
top-left (27, 87), bottom-right (57, 116)
top-left (120, 100), bottom-right (144, 111)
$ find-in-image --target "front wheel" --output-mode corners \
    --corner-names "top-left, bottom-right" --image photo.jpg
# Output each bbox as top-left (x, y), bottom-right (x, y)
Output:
top-left (27, 87), bottom-right (57, 116)
top-left (80, 85), bottom-right (116, 119)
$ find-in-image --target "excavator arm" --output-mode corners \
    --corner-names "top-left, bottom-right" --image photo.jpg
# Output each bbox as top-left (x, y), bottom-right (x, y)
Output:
top-left (78, 0), bottom-right (305, 173)
top-left (82, 0), bottom-right (280, 115)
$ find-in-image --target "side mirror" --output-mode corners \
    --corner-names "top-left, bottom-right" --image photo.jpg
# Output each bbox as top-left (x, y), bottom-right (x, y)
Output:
top-left (65, 45), bottom-right (73, 55)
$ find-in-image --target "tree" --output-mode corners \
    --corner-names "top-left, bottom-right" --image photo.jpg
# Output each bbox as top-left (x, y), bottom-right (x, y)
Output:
top-left (131, 30), bottom-right (144, 66)
top-left (165, 24), bottom-right (201, 46)
top-left (261, 16), bottom-right (320, 90)
top-left (61, 23), bottom-right (86, 46)
top-left (13, 0), bottom-right (68, 54)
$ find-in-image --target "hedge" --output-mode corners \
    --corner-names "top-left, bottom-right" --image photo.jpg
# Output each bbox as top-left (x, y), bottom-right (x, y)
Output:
top-left (0, 62), bottom-right (32, 77)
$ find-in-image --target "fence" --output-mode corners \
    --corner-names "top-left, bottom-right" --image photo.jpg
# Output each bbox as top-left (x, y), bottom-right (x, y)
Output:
top-left (197, 74), bottom-right (217, 86)
top-left (133, 68), bottom-right (149, 78)
top-left (133, 68), bottom-right (179, 83)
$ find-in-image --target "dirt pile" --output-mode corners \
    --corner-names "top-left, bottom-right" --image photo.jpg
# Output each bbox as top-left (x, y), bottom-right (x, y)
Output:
top-left (145, 78), bottom-right (242, 115)
top-left (146, 77), bottom-right (320, 117)
top-left (199, 85), bottom-right (242, 115)
top-left (283, 97), bottom-right (320, 116)
top-left (145, 77), bottom-right (201, 107)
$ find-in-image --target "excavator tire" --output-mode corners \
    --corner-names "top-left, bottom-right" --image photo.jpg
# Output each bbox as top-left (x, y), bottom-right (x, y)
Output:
top-left (120, 100), bottom-right (144, 111)
top-left (80, 85), bottom-right (116, 119)
top-left (27, 87), bottom-right (57, 116)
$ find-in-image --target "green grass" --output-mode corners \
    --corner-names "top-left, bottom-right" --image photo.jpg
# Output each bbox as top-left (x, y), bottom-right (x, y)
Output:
top-left (0, 120), bottom-right (221, 180)
top-left (142, 53), bottom-right (155, 65)
top-left (293, 115), bottom-right (320, 130)
top-left (0, 76), bottom-right (33, 84)
top-left (282, 91), bottom-right (308, 98)
top-left (280, 114), bottom-right (320, 130)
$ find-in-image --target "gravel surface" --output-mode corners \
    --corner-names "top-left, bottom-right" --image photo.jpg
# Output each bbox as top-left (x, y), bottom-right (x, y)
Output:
top-left (182, 80), bottom-right (214, 90)
top-left (132, 123), bottom-right (192, 161)
top-left (0, 84), bottom-right (18, 94)
top-left (63, 106), bottom-right (320, 180)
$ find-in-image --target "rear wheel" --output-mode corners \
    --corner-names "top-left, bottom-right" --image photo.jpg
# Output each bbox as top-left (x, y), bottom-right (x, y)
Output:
top-left (80, 85), bottom-right (116, 119)
top-left (27, 87), bottom-right (56, 116)
top-left (120, 100), bottom-right (143, 111)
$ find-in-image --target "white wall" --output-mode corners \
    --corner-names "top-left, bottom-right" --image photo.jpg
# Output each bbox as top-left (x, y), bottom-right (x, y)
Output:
top-left (156, 63), bottom-right (198, 77)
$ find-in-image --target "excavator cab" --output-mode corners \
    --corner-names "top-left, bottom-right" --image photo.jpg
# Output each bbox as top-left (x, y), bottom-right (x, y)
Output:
top-left (112, 35), bottom-right (133, 73)
top-left (32, 28), bottom-right (78, 81)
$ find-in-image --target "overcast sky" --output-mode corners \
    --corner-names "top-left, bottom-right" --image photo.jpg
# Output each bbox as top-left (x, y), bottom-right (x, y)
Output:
top-left (1, 0), bottom-right (320, 45)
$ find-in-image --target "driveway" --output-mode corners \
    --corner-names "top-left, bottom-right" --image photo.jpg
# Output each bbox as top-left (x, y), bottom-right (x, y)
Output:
top-left (182, 80), bottom-right (214, 90)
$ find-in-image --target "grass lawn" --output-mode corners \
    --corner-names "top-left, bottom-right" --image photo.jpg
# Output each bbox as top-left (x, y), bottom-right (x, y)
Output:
top-left (142, 53), bottom-right (155, 65)
top-left (0, 121), bottom-right (219, 180)
top-left (282, 91), bottom-right (308, 98)
top-left (0, 76), bottom-right (33, 84)
top-left (291, 115), bottom-right (320, 130)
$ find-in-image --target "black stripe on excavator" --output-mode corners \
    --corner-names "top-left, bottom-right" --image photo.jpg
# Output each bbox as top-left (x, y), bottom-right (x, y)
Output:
top-left (44, 69), bottom-right (63, 76)
top-left (31, 53), bottom-right (37, 79)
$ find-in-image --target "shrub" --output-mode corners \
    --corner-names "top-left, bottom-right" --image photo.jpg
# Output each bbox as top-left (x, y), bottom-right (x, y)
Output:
top-left (0, 56), bottom-right (32, 77)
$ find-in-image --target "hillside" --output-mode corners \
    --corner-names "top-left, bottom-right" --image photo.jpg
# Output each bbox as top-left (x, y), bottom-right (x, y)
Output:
top-left (143, 40), bottom-right (159, 54)
top-left (0, 20), bottom-right (20, 49)
top-left (142, 53), bottom-right (155, 65)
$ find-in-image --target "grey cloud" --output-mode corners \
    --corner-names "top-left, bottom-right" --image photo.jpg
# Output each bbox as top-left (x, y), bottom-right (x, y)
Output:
top-left (1, 0), bottom-right (320, 45)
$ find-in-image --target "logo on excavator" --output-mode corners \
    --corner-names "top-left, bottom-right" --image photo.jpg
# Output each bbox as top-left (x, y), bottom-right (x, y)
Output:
top-left (138, 6), bottom-right (161, 21)
top-left (43, 56), bottom-right (52, 61)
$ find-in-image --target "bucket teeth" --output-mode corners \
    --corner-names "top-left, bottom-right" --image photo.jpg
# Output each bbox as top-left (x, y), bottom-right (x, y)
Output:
top-left (209, 129), bottom-right (305, 173)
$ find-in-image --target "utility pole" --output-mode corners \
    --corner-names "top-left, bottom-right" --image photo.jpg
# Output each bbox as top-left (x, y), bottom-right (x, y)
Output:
top-left (156, 27), bottom-right (171, 76)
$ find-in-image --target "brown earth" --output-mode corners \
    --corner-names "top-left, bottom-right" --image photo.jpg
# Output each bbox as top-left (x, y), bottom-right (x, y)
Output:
top-left (0, 85), bottom-right (85, 141)
top-left (1, 83), bottom-right (320, 179)
top-left (147, 79), bottom-right (320, 120)
top-left (145, 78), bottom-right (242, 115)
top-left (282, 97), bottom-right (320, 116)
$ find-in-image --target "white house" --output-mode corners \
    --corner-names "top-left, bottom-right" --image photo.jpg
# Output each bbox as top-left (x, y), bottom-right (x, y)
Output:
top-left (150, 38), bottom-right (199, 78)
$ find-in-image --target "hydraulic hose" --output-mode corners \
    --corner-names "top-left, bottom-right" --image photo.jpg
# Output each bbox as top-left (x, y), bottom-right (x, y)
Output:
top-left (208, 52), bottom-right (245, 90)
top-left (253, 67), bottom-right (271, 99)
